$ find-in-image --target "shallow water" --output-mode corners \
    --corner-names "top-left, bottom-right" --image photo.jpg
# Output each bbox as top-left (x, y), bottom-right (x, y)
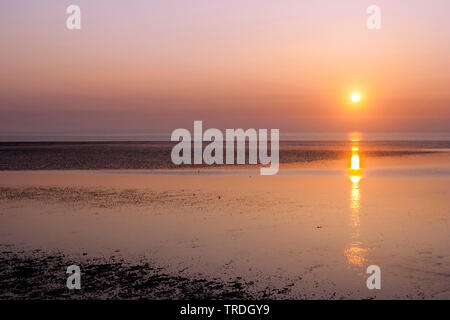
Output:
top-left (0, 150), bottom-right (449, 299)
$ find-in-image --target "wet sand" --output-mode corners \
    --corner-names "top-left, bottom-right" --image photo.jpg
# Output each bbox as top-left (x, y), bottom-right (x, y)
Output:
top-left (0, 141), bottom-right (445, 170)
top-left (0, 151), bottom-right (449, 299)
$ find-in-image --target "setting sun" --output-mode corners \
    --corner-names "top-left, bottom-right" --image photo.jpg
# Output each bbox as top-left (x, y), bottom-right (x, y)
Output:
top-left (351, 93), bottom-right (361, 103)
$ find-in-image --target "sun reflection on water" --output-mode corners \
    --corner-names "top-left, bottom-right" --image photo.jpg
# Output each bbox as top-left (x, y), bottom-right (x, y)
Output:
top-left (351, 154), bottom-right (360, 170)
top-left (345, 144), bottom-right (372, 267)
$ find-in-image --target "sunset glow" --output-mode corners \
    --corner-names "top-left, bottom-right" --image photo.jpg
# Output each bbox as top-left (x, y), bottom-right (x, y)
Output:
top-left (0, 1), bottom-right (448, 303)
top-left (0, 1), bottom-right (449, 134)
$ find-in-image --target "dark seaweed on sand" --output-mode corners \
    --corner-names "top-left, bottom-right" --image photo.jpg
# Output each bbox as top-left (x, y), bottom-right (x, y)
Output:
top-left (0, 248), bottom-right (257, 300)
top-left (0, 141), bottom-right (439, 170)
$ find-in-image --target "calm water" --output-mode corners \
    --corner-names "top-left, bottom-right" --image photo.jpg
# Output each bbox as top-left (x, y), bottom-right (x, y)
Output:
top-left (0, 131), bottom-right (449, 142)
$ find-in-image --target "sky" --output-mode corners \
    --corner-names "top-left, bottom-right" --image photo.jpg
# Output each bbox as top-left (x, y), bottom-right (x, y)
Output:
top-left (0, 0), bottom-right (449, 135)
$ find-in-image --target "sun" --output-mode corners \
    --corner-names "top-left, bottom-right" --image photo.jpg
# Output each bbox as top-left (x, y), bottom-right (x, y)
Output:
top-left (351, 93), bottom-right (361, 102)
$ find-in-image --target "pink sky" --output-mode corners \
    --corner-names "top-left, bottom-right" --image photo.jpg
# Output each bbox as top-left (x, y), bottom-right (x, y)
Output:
top-left (0, 0), bottom-right (449, 134)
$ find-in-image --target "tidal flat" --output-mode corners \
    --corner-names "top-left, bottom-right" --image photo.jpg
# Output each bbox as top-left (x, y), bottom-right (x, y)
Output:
top-left (0, 143), bottom-right (449, 299)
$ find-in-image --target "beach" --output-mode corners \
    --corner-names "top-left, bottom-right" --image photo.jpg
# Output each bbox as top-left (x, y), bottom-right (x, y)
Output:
top-left (0, 142), bottom-right (449, 299)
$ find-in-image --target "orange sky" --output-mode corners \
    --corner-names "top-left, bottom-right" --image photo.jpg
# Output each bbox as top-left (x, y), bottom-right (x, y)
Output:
top-left (0, 0), bottom-right (449, 134)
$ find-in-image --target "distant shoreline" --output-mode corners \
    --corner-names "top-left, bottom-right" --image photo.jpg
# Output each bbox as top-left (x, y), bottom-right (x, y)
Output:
top-left (1, 131), bottom-right (450, 142)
